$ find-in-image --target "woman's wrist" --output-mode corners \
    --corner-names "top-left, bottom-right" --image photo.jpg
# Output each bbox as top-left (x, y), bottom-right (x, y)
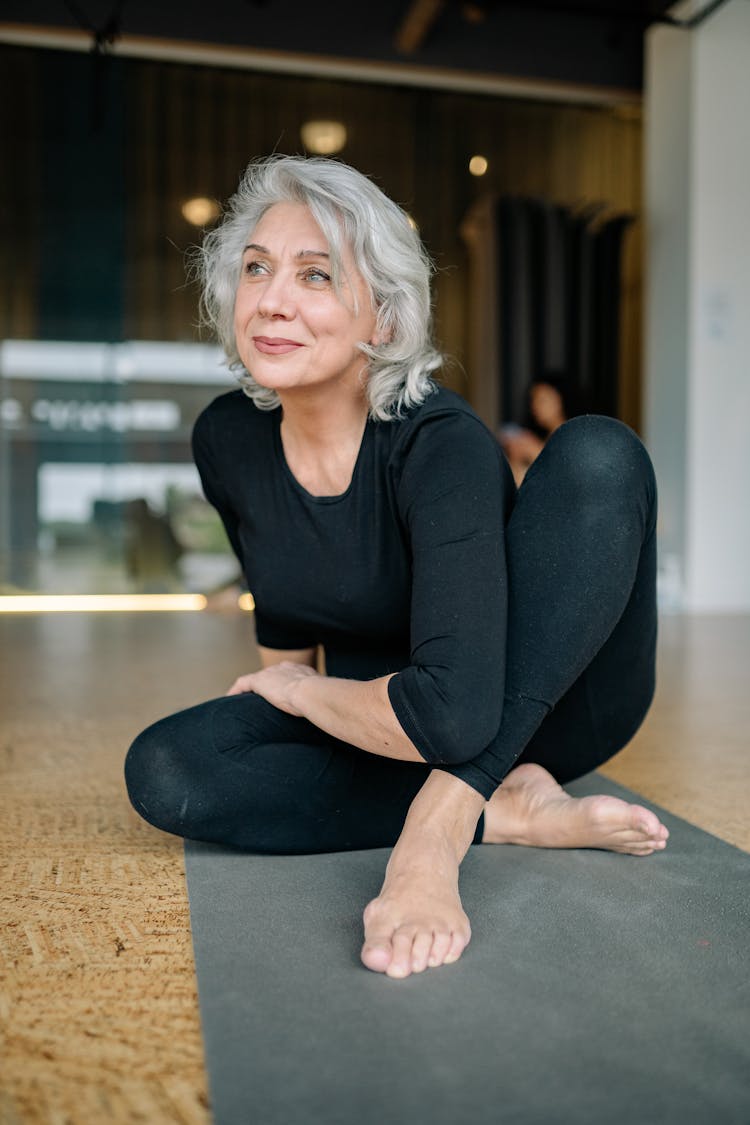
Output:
top-left (285, 666), bottom-right (321, 715)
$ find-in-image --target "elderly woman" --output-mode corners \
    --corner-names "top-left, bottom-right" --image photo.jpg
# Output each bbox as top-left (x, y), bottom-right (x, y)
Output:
top-left (125, 155), bottom-right (667, 980)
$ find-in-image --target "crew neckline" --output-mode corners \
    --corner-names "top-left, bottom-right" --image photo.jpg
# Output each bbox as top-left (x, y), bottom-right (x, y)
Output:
top-left (272, 409), bottom-right (372, 504)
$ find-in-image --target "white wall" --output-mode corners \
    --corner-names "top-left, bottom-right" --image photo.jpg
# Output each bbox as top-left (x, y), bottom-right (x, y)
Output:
top-left (643, 24), bottom-right (692, 602)
top-left (645, 0), bottom-right (750, 611)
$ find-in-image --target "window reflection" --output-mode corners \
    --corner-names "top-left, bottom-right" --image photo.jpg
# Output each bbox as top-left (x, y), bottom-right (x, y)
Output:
top-left (0, 341), bottom-right (237, 596)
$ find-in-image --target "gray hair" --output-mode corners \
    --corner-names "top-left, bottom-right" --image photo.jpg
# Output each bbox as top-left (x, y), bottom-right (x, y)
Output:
top-left (197, 155), bottom-right (442, 420)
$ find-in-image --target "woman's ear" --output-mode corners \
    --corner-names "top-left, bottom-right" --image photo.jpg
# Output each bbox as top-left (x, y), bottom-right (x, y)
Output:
top-left (370, 317), bottom-right (393, 347)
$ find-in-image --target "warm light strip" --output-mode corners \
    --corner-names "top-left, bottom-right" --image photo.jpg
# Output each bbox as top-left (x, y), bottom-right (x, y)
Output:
top-left (0, 594), bottom-right (208, 613)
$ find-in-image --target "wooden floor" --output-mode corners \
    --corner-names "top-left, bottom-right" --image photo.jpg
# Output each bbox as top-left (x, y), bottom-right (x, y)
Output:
top-left (1, 611), bottom-right (748, 1124)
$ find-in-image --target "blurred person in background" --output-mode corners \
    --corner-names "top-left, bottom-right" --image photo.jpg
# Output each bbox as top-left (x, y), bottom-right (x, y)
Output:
top-left (499, 373), bottom-right (580, 485)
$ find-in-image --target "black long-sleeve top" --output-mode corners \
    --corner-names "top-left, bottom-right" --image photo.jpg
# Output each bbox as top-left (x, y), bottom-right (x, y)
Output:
top-left (192, 384), bottom-right (516, 797)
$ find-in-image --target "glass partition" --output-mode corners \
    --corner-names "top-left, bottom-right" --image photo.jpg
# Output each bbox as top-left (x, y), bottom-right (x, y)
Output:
top-left (0, 340), bottom-right (238, 596)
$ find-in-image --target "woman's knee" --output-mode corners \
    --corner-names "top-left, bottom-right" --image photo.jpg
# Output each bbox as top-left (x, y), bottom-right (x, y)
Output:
top-left (537, 415), bottom-right (656, 524)
top-left (553, 415), bottom-right (653, 480)
top-left (124, 714), bottom-right (208, 838)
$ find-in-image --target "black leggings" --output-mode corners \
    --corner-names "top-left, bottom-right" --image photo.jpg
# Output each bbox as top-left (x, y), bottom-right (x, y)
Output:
top-left (125, 416), bottom-right (657, 854)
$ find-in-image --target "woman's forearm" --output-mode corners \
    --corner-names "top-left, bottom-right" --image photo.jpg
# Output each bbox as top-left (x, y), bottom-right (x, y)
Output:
top-left (228, 661), bottom-right (425, 760)
top-left (234, 662), bottom-right (487, 855)
top-left (291, 672), bottom-right (423, 762)
top-left (292, 674), bottom-right (485, 858)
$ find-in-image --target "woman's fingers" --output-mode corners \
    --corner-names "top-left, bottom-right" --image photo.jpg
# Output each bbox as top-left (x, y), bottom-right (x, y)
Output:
top-left (225, 674), bottom-right (255, 696)
top-left (226, 663), bottom-right (318, 705)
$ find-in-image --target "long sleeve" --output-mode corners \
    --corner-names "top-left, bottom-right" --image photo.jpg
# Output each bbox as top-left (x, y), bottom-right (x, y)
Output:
top-left (387, 410), bottom-right (515, 771)
top-left (191, 406), bottom-right (244, 566)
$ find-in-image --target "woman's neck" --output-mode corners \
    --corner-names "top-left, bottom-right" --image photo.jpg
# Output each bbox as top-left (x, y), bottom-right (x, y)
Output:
top-left (278, 384), bottom-right (369, 496)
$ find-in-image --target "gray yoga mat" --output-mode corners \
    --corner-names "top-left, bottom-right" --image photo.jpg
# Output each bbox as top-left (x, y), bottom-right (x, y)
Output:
top-left (185, 775), bottom-right (750, 1125)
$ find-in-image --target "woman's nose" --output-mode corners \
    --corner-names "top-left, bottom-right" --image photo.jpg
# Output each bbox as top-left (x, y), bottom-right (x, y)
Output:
top-left (257, 271), bottom-right (294, 319)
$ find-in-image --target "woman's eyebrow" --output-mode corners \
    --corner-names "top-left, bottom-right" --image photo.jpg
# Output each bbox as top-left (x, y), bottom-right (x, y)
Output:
top-left (243, 243), bottom-right (329, 259)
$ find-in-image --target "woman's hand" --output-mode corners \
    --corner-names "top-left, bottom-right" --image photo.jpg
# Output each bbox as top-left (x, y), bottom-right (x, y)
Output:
top-left (226, 661), bottom-right (319, 715)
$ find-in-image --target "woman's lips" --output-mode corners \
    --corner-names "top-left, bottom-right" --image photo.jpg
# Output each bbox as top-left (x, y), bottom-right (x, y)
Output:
top-left (252, 336), bottom-right (303, 355)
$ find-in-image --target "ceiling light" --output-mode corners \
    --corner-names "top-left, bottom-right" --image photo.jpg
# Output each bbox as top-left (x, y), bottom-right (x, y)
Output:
top-left (462, 3), bottom-right (487, 23)
top-left (300, 120), bottom-right (347, 156)
top-left (469, 155), bottom-right (489, 177)
top-left (181, 197), bottom-right (221, 227)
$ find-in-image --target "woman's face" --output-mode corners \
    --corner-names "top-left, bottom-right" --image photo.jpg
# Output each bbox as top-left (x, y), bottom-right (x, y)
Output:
top-left (530, 383), bottom-right (565, 431)
top-left (233, 202), bottom-right (380, 400)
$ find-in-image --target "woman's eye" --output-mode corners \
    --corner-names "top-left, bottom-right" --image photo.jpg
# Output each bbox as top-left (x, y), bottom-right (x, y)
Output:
top-left (303, 268), bottom-right (330, 283)
top-left (244, 260), bottom-right (266, 276)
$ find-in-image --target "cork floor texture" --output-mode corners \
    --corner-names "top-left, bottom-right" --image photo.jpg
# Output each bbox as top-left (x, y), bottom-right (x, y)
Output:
top-left (1, 610), bottom-right (749, 1124)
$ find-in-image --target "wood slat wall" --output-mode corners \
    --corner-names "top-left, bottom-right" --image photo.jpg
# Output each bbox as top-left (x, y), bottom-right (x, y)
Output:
top-left (2, 46), bottom-right (643, 428)
top-left (1, 48), bottom-right (40, 339)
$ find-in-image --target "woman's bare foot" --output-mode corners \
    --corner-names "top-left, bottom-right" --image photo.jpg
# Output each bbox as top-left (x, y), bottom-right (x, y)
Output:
top-left (483, 763), bottom-right (669, 856)
top-left (361, 853), bottom-right (471, 980)
top-left (360, 773), bottom-right (483, 978)
top-left (359, 767), bottom-right (668, 980)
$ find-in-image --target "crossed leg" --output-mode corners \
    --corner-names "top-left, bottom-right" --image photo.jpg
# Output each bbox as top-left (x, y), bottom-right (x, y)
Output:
top-left (362, 417), bottom-right (665, 977)
top-left (360, 762), bottom-right (669, 978)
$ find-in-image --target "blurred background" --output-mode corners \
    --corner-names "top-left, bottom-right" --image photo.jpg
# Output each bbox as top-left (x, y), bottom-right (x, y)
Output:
top-left (1, 0), bottom-right (748, 610)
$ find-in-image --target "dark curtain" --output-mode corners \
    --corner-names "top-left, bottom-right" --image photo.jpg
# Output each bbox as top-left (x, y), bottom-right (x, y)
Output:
top-left (496, 197), bottom-right (633, 424)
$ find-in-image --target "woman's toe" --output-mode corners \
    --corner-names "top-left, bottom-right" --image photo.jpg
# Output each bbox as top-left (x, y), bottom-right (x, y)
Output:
top-left (410, 931), bottom-right (434, 973)
top-left (361, 935), bottom-right (393, 973)
top-left (427, 931), bottom-right (453, 968)
top-left (386, 929), bottom-right (417, 979)
top-left (443, 928), bottom-right (470, 965)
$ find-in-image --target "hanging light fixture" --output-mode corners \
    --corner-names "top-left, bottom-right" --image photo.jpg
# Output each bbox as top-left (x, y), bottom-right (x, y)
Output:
top-left (181, 197), bottom-right (221, 227)
top-left (469, 155), bottom-right (489, 177)
top-left (300, 120), bottom-right (348, 156)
